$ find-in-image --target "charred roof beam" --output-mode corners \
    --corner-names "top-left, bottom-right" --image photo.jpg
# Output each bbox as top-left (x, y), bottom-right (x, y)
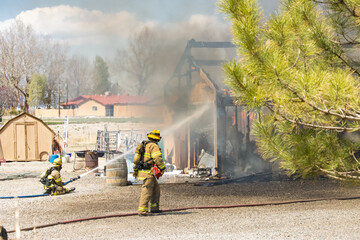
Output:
top-left (167, 39), bottom-right (236, 85)
top-left (194, 59), bottom-right (227, 66)
top-left (187, 39), bottom-right (236, 49)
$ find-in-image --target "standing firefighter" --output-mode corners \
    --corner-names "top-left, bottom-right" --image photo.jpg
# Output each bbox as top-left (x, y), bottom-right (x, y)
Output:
top-left (40, 158), bottom-right (75, 196)
top-left (133, 130), bottom-right (166, 216)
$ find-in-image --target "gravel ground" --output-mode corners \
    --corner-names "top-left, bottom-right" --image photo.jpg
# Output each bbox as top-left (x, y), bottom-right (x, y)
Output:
top-left (1, 161), bottom-right (360, 240)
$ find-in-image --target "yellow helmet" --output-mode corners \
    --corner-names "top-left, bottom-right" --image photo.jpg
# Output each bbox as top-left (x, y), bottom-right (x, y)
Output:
top-left (52, 157), bottom-right (62, 167)
top-left (147, 129), bottom-right (161, 141)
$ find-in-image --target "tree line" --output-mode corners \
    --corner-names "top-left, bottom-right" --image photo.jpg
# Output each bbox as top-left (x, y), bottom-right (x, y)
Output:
top-left (0, 20), bottom-right (162, 115)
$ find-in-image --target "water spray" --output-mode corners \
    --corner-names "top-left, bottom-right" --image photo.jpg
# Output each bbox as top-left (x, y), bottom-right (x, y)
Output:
top-left (78, 103), bottom-right (212, 179)
top-left (161, 103), bottom-right (211, 136)
top-left (78, 148), bottom-right (135, 178)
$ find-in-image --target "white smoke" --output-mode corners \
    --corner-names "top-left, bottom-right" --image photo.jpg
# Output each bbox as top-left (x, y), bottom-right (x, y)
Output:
top-left (0, 4), bottom-right (232, 59)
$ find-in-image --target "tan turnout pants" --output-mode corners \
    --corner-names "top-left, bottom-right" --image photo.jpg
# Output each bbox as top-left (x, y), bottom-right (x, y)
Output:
top-left (53, 185), bottom-right (70, 195)
top-left (138, 176), bottom-right (160, 213)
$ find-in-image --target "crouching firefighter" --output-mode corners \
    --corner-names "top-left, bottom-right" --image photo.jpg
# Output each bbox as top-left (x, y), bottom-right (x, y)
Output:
top-left (40, 158), bottom-right (76, 196)
top-left (133, 130), bottom-right (166, 216)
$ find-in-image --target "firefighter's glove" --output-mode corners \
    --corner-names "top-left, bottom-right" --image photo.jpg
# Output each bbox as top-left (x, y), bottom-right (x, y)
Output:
top-left (132, 171), bottom-right (138, 178)
top-left (40, 178), bottom-right (51, 187)
top-left (161, 169), bottom-right (165, 176)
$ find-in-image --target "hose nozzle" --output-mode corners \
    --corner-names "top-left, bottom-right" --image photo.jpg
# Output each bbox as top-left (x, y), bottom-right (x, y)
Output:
top-left (70, 176), bottom-right (81, 182)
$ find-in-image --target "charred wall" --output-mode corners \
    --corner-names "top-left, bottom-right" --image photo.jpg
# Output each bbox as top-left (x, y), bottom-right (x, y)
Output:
top-left (164, 39), bottom-right (274, 178)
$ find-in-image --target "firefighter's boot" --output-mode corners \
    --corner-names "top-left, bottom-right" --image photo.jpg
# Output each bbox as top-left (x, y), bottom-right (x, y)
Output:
top-left (138, 212), bottom-right (149, 217)
top-left (0, 226), bottom-right (8, 240)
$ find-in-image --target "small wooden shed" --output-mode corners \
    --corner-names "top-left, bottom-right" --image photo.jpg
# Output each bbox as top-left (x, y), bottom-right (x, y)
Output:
top-left (0, 113), bottom-right (55, 161)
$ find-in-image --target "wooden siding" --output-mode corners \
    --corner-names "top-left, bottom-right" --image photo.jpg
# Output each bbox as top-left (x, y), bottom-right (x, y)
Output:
top-left (0, 113), bottom-right (55, 161)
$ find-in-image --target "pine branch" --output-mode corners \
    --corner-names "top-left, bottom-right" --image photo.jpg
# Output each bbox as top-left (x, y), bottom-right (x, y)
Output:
top-left (263, 97), bottom-right (358, 131)
top-left (319, 167), bottom-right (360, 180)
top-left (275, 109), bottom-right (358, 131)
top-left (325, 46), bottom-right (360, 77)
top-left (302, 3), bottom-right (360, 77)
top-left (312, 0), bottom-right (360, 18)
top-left (274, 68), bottom-right (360, 121)
top-left (287, 49), bottom-right (301, 70)
top-left (338, 0), bottom-right (360, 18)
top-left (352, 151), bottom-right (360, 167)
top-left (321, 172), bottom-right (347, 181)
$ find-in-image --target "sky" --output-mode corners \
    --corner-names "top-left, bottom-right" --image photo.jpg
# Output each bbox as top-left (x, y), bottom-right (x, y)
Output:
top-left (0, 0), bottom-right (280, 59)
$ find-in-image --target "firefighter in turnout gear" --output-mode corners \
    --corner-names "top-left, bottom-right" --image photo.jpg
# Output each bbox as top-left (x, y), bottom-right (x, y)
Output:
top-left (40, 158), bottom-right (75, 196)
top-left (133, 130), bottom-right (166, 216)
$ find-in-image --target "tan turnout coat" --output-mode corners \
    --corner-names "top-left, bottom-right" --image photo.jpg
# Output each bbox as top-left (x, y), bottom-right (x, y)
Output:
top-left (133, 141), bottom-right (166, 180)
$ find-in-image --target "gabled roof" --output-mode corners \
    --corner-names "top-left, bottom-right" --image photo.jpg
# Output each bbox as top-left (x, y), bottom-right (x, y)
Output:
top-left (61, 94), bottom-right (156, 106)
top-left (0, 112), bottom-right (55, 135)
top-left (62, 96), bottom-right (87, 106)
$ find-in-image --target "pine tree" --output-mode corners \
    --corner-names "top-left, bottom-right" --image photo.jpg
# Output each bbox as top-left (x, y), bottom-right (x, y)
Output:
top-left (92, 55), bottom-right (110, 94)
top-left (219, 0), bottom-right (360, 181)
top-left (28, 73), bottom-right (47, 108)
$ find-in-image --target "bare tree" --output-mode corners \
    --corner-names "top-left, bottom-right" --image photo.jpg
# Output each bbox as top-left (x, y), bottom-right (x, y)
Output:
top-left (43, 41), bottom-right (68, 113)
top-left (0, 86), bottom-right (17, 116)
top-left (0, 20), bottom-right (45, 112)
top-left (0, 20), bottom-right (68, 113)
top-left (114, 27), bottom-right (161, 95)
top-left (64, 55), bottom-right (92, 99)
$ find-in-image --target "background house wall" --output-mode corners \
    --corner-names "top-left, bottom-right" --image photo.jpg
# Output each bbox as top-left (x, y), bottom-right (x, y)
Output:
top-left (77, 100), bottom-right (106, 116)
top-left (114, 105), bottom-right (164, 118)
top-left (35, 95), bottom-right (162, 118)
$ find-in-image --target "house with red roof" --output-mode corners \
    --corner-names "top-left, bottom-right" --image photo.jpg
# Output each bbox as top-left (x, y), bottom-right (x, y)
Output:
top-left (35, 93), bottom-right (164, 118)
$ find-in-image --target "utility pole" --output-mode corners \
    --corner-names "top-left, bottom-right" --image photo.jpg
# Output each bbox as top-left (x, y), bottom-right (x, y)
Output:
top-left (58, 81), bottom-right (60, 117)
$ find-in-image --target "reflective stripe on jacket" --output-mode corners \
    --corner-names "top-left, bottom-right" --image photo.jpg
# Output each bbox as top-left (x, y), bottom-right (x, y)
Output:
top-left (133, 141), bottom-right (165, 180)
top-left (48, 169), bottom-right (64, 187)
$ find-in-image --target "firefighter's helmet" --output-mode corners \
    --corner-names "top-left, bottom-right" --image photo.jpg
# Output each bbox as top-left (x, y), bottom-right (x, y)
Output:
top-left (52, 157), bottom-right (62, 167)
top-left (147, 129), bottom-right (161, 141)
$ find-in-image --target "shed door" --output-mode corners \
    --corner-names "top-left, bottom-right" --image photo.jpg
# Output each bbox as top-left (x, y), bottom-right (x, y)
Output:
top-left (15, 123), bottom-right (37, 160)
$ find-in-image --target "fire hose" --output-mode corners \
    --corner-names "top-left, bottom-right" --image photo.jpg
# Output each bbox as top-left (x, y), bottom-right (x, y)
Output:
top-left (0, 176), bottom-right (80, 199)
top-left (64, 176), bottom-right (80, 185)
top-left (0, 194), bottom-right (49, 199)
top-left (6, 195), bottom-right (360, 234)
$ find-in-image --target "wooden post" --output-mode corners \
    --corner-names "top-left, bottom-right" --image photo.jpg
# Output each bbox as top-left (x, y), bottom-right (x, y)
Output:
top-left (213, 102), bottom-right (218, 175)
top-left (0, 139), bottom-right (5, 163)
top-left (217, 101), bottom-right (226, 175)
top-left (187, 122), bottom-right (191, 169)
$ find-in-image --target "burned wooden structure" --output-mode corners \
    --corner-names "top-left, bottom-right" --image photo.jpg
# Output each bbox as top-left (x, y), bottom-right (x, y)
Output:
top-left (164, 39), bottom-right (272, 177)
